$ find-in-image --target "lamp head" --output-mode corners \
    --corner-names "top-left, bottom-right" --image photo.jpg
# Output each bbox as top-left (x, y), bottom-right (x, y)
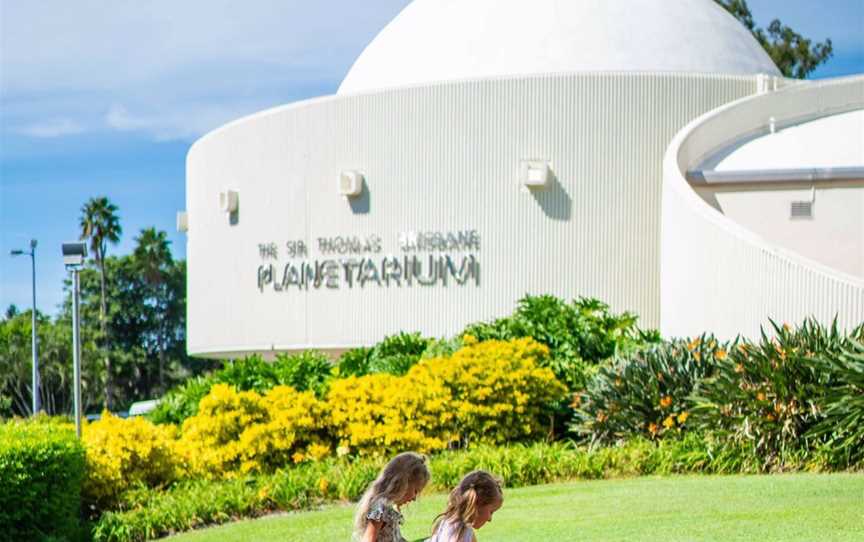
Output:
top-left (62, 242), bottom-right (87, 267)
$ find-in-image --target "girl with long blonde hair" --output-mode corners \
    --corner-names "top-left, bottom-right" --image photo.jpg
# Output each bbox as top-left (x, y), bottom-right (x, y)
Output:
top-left (429, 471), bottom-right (503, 542)
top-left (354, 452), bottom-right (430, 542)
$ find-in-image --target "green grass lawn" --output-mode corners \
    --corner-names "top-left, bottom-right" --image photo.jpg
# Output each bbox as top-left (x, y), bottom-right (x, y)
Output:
top-left (168, 474), bottom-right (864, 541)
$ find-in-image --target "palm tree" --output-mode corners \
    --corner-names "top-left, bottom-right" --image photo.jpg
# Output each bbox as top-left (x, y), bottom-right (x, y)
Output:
top-left (134, 227), bottom-right (173, 390)
top-left (79, 197), bottom-right (122, 409)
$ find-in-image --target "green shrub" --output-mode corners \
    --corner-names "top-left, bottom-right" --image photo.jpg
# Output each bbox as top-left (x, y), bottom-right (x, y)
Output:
top-left (151, 352), bottom-right (334, 425)
top-left (148, 375), bottom-right (215, 425)
top-left (337, 332), bottom-right (431, 377)
top-left (463, 295), bottom-right (658, 391)
top-left (690, 319), bottom-right (853, 469)
top-left (0, 419), bottom-right (86, 541)
top-left (272, 350), bottom-right (334, 397)
top-left (572, 337), bottom-right (724, 444)
top-left (808, 332), bottom-right (864, 469)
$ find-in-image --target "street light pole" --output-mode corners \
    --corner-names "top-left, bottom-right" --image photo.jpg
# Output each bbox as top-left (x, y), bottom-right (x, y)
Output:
top-left (71, 267), bottom-right (82, 438)
top-left (11, 239), bottom-right (40, 416)
top-left (62, 242), bottom-right (87, 438)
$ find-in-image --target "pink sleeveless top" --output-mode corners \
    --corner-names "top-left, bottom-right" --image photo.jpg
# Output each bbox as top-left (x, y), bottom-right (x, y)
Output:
top-left (429, 520), bottom-right (474, 542)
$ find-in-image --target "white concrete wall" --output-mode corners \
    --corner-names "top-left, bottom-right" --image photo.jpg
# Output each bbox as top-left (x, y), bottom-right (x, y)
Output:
top-left (186, 73), bottom-right (756, 358)
top-left (662, 76), bottom-right (864, 340)
top-left (693, 186), bottom-right (864, 279)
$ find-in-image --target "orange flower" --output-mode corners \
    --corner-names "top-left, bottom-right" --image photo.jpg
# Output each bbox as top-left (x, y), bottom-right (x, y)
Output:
top-left (648, 423), bottom-right (659, 435)
top-left (757, 392), bottom-right (767, 402)
top-left (596, 411), bottom-right (608, 423)
top-left (570, 394), bottom-right (582, 408)
top-left (660, 396), bottom-right (673, 408)
top-left (715, 349), bottom-right (727, 361)
top-left (766, 413), bottom-right (776, 422)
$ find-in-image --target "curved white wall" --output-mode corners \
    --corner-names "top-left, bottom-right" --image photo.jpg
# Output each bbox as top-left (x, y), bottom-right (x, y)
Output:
top-left (187, 73), bottom-right (757, 358)
top-left (661, 76), bottom-right (864, 339)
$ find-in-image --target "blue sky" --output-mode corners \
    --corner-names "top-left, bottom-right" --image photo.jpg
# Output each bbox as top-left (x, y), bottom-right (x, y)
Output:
top-left (1, 0), bottom-right (862, 316)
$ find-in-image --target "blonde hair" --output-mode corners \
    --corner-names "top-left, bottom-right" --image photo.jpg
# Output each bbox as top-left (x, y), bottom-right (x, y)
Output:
top-left (432, 471), bottom-right (503, 541)
top-left (353, 452), bottom-right (430, 539)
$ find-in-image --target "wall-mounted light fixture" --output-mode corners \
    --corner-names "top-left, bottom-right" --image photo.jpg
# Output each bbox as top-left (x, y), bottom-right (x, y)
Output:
top-left (521, 160), bottom-right (551, 188)
top-left (338, 170), bottom-right (364, 197)
top-left (177, 211), bottom-right (189, 233)
top-left (218, 190), bottom-right (239, 213)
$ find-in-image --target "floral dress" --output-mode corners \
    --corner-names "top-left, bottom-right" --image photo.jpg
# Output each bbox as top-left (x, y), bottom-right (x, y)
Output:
top-left (366, 498), bottom-right (406, 542)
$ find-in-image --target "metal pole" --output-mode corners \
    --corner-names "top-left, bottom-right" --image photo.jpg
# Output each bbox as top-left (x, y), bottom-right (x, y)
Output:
top-left (30, 240), bottom-right (40, 415)
top-left (72, 269), bottom-right (82, 438)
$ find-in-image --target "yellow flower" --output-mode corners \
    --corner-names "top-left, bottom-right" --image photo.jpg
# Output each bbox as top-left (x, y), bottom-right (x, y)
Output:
top-left (292, 452), bottom-right (306, 463)
top-left (766, 413), bottom-right (776, 422)
top-left (663, 415), bottom-right (676, 429)
top-left (659, 396), bottom-right (673, 409)
top-left (687, 338), bottom-right (700, 352)
top-left (715, 349), bottom-right (727, 361)
top-left (318, 477), bottom-right (330, 494)
top-left (756, 392), bottom-right (767, 402)
top-left (596, 411), bottom-right (608, 423)
top-left (735, 363), bottom-right (745, 374)
top-left (677, 412), bottom-right (689, 424)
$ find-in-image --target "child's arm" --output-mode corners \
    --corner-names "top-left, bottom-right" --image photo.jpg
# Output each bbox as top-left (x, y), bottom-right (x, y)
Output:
top-left (361, 519), bottom-right (380, 542)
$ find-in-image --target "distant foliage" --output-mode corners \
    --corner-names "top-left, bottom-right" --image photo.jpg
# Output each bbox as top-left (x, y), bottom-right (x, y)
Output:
top-left (716, 0), bottom-right (833, 78)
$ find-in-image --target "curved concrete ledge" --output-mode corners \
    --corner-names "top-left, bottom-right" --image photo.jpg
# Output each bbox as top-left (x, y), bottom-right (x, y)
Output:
top-left (661, 75), bottom-right (864, 339)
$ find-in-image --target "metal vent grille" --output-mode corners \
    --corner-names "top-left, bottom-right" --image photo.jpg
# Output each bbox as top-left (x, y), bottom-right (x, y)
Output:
top-left (790, 201), bottom-right (813, 219)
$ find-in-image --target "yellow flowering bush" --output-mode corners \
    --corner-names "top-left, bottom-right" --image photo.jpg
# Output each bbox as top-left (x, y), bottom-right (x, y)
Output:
top-left (237, 385), bottom-right (330, 471)
top-left (82, 411), bottom-right (179, 507)
top-left (327, 373), bottom-right (451, 455)
top-left (176, 384), bottom-right (330, 478)
top-left (328, 337), bottom-right (565, 454)
top-left (176, 384), bottom-right (269, 478)
top-left (411, 336), bottom-right (566, 444)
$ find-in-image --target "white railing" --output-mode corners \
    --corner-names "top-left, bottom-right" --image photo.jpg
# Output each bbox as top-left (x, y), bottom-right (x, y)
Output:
top-left (661, 75), bottom-right (864, 339)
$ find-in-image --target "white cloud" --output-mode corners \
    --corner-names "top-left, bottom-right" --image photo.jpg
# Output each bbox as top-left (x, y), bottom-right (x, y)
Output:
top-left (1, 1), bottom-right (412, 143)
top-left (104, 103), bottom-right (265, 141)
top-left (16, 119), bottom-right (86, 138)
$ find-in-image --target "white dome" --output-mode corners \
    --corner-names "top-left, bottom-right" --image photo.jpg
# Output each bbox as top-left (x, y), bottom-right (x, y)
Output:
top-left (338, 0), bottom-right (780, 95)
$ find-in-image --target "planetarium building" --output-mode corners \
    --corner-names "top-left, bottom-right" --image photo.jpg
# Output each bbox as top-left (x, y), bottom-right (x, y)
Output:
top-left (184, 0), bottom-right (864, 359)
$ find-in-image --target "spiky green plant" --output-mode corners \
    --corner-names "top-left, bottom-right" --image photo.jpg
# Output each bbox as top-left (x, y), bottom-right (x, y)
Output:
top-left (571, 337), bottom-right (724, 445)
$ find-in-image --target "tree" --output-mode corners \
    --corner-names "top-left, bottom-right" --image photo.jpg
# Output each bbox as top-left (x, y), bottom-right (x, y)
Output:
top-left (79, 196), bottom-right (122, 409)
top-left (133, 228), bottom-right (174, 390)
top-left (716, 0), bottom-right (833, 79)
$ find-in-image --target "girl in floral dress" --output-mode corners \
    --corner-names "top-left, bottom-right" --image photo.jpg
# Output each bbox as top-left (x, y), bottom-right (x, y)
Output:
top-left (354, 452), bottom-right (430, 542)
top-left (428, 471), bottom-right (503, 542)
